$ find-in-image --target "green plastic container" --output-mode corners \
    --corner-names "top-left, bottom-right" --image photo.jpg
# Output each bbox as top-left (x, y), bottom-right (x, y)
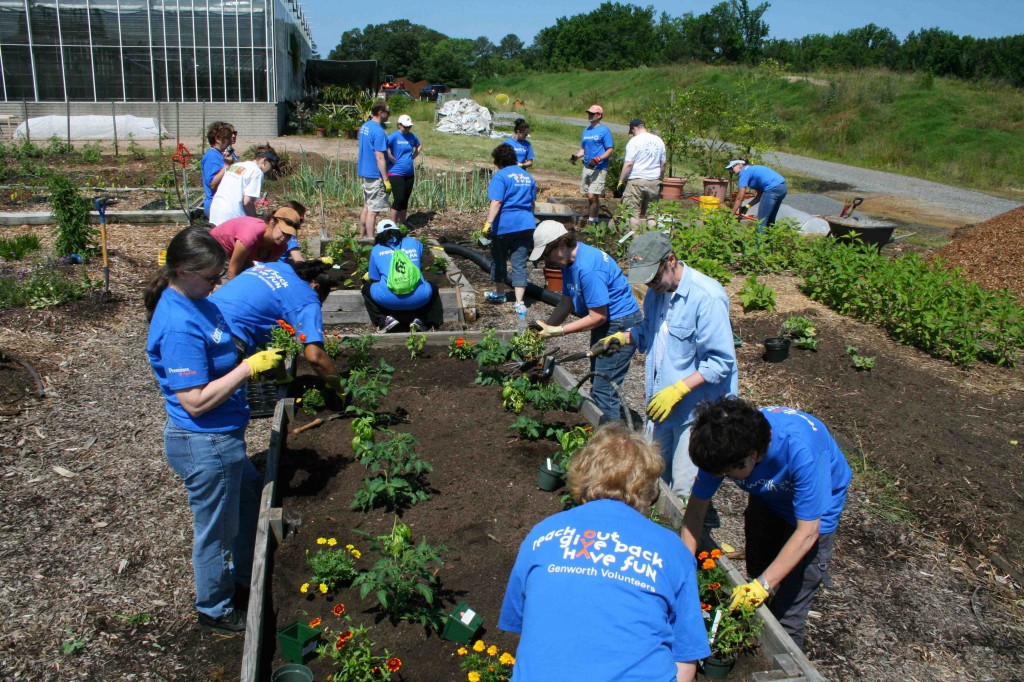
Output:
top-left (271, 663), bottom-right (314, 682)
top-left (537, 463), bottom-right (565, 492)
top-left (440, 601), bottom-right (484, 643)
top-left (276, 620), bottom-right (322, 664)
top-left (700, 655), bottom-right (736, 679)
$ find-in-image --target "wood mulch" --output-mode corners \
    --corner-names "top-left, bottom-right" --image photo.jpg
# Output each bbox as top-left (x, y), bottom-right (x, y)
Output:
top-left (933, 205), bottom-right (1024, 299)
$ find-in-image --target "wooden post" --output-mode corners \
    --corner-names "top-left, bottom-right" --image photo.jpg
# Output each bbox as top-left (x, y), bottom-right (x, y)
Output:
top-left (65, 100), bottom-right (71, 145)
top-left (22, 100), bottom-right (29, 143)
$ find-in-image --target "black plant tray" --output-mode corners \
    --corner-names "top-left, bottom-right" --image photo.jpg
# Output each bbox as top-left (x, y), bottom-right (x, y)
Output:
top-left (247, 381), bottom-right (281, 419)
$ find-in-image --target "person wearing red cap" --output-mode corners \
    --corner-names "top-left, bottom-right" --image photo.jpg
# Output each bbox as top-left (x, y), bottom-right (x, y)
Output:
top-left (572, 104), bottom-right (614, 224)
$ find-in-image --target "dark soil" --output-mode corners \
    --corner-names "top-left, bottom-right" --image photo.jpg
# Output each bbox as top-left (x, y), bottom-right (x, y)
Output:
top-left (269, 347), bottom-right (586, 680)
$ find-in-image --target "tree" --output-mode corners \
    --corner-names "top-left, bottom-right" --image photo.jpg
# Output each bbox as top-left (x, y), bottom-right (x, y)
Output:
top-left (530, 2), bottom-right (662, 71)
top-left (420, 38), bottom-right (477, 87)
top-left (728, 0), bottom-right (771, 64)
top-left (327, 21), bottom-right (447, 80)
top-left (497, 34), bottom-right (524, 61)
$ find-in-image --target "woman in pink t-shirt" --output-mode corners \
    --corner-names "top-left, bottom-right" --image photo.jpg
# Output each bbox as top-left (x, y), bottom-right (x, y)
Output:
top-left (209, 207), bottom-right (301, 279)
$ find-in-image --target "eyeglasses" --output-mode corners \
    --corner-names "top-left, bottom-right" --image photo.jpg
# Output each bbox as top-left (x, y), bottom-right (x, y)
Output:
top-left (650, 257), bottom-right (670, 282)
top-left (197, 269), bottom-right (226, 284)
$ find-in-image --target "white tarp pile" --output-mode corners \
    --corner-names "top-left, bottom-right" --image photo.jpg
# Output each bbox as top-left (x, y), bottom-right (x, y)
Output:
top-left (434, 99), bottom-right (503, 138)
top-left (747, 201), bottom-right (831, 235)
top-left (14, 115), bottom-right (167, 140)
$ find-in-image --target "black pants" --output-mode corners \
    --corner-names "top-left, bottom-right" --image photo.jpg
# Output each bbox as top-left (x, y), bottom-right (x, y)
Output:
top-left (361, 281), bottom-right (443, 331)
top-left (389, 174), bottom-right (415, 211)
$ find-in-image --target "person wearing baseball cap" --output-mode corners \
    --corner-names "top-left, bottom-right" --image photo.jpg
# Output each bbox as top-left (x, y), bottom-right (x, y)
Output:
top-left (529, 221), bottom-right (641, 424)
top-left (594, 231), bottom-right (738, 497)
top-left (386, 114), bottom-right (422, 231)
top-left (208, 144), bottom-right (281, 226)
top-left (726, 159), bottom-right (787, 230)
top-left (616, 118), bottom-right (666, 227)
top-left (572, 104), bottom-right (614, 225)
top-left (209, 206), bottom-right (302, 280)
top-left (361, 219), bottom-right (441, 333)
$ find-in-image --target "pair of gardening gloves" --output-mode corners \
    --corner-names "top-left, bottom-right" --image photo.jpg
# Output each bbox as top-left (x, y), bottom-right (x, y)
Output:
top-left (592, 331), bottom-right (692, 422)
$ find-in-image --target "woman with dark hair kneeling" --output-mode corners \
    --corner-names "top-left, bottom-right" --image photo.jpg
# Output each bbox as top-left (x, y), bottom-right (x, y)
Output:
top-left (500, 423), bottom-right (710, 682)
top-left (145, 227), bottom-right (283, 634)
top-left (362, 219), bottom-right (442, 333)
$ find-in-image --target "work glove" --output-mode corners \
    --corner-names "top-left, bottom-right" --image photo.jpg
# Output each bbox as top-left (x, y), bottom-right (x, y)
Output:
top-left (569, 153), bottom-right (579, 165)
top-left (729, 578), bottom-right (770, 611)
top-left (324, 374), bottom-right (344, 398)
top-left (646, 380), bottom-right (691, 422)
top-left (320, 256), bottom-right (334, 266)
top-left (482, 222), bottom-right (492, 237)
top-left (383, 179), bottom-right (393, 194)
top-left (588, 157), bottom-right (599, 167)
top-left (534, 321), bottom-right (564, 339)
top-left (617, 179), bottom-right (626, 191)
top-left (596, 331), bottom-right (628, 355)
top-left (245, 348), bottom-right (284, 378)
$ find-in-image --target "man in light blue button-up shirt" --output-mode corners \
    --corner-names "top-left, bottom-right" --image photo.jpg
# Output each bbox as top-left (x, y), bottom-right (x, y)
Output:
top-left (597, 232), bottom-right (738, 497)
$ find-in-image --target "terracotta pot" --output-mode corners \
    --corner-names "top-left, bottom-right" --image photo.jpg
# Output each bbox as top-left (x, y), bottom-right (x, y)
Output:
top-left (543, 266), bottom-right (563, 293)
top-left (314, 127), bottom-right (325, 138)
top-left (659, 176), bottom-right (686, 200)
top-left (702, 177), bottom-right (729, 202)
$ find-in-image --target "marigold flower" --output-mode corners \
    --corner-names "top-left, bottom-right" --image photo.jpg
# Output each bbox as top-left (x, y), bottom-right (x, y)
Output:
top-left (702, 559), bottom-right (716, 570)
top-left (327, 538), bottom-right (337, 547)
top-left (457, 647), bottom-right (468, 656)
top-left (276, 319), bottom-right (285, 325)
top-left (319, 583), bottom-right (328, 593)
top-left (309, 617), bottom-right (321, 628)
top-left (351, 549), bottom-right (362, 559)
top-left (472, 640), bottom-right (486, 652)
top-left (340, 630), bottom-right (353, 642)
top-left (487, 645), bottom-right (498, 657)
top-left (468, 673), bottom-right (481, 682)
top-left (708, 582), bottom-right (722, 590)
top-left (333, 603), bottom-right (345, 617)
top-left (317, 537), bottom-right (327, 545)
top-left (335, 637), bottom-right (346, 651)
top-left (456, 338), bottom-right (465, 347)
top-left (298, 333), bottom-right (307, 343)
top-left (710, 549), bottom-right (723, 559)
top-left (489, 666), bottom-right (495, 672)
top-left (697, 551), bottom-right (709, 560)
top-left (300, 583), bottom-right (309, 593)
top-left (345, 544), bottom-right (354, 550)
top-left (386, 657), bottom-right (401, 672)
top-left (701, 603), bottom-right (711, 612)
top-left (499, 653), bottom-right (515, 665)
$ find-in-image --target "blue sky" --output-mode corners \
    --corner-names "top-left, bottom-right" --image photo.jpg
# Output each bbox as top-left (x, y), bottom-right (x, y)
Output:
top-left (300, 0), bottom-right (1023, 55)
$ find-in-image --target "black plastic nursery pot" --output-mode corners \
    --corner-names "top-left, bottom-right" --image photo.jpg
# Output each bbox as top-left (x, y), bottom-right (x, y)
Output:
top-left (537, 463), bottom-right (565, 491)
top-left (763, 337), bottom-right (791, 363)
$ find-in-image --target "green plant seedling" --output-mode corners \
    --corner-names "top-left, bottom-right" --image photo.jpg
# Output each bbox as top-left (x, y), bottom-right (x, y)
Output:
top-left (306, 537), bottom-right (360, 590)
top-left (738, 275), bottom-right (777, 312)
top-left (61, 630), bottom-right (87, 655)
top-left (509, 415), bottom-right (542, 440)
top-left (300, 387), bottom-right (326, 415)
top-left (114, 612), bottom-right (154, 626)
top-left (406, 330), bottom-right (427, 358)
top-left (846, 345), bottom-right (876, 371)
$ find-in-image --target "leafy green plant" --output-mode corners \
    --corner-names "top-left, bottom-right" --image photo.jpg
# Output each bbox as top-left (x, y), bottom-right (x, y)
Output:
top-left (353, 518), bottom-right (446, 629)
top-left (79, 141), bottom-right (103, 163)
top-left (61, 630), bottom-right (87, 655)
top-left (126, 133), bottom-right (146, 160)
top-left (0, 233), bottom-right (41, 260)
top-left (738, 275), bottom-right (777, 312)
top-left (846, 345), bottom-right (876, 371)
top-left (474, 327), bottom-right (514, 367)
top-left (267, 319), bottom-right (305, 359)
top-left (340, 359), bottom-right (394, 418)
top-left (48, 173), bottom-right (96, 257)
top-left (324, 229), bottom-right (373, 284)
top-left (45, 135), bottom-right (74, 157)
top-left (307, 537), bottom-right (361, 590)
top-left (317, 606), bottom-right (402, 682)
top-left (340, 334), bottom-right (378, 370)
top-left (509, 415), bottom-right (542, 440)
top-left (456, 639), bottom-right (516, 682)
top-left (323, 333), bottom-right (344, 359)
top-left (448, 336), bottom-right (475, 360)
top-left (508, 329), bottom-right (546, 360)
top-left (300, 387), bottom-right (326, 415)
top-left (0, 261), bottom-right (95, 310)
top-left (782, 316), bottom-right (819, 350)
top-left (501, 377), bottom-right (528, 414)
top-left (696, 549), bottom-right (764, 661)
top-left (114, 612), bottom-right (153, 626)
top-left (351, 415), bottom-right (376, 453)
top-left (552, 425), bottom-right (592, 471)
top-left (426, 255), bottom-right (449, 275)
top-left (405, 330), bottom-right (426, 358)
top-left (351, 429), bottom-right (432, 511)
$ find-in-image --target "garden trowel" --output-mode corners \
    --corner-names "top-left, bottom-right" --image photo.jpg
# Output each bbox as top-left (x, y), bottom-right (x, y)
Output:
top-left (290, 411), bottom-right (342, 435)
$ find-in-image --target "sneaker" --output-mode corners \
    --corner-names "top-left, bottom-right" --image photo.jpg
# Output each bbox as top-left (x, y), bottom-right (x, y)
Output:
top-left (378, 316), bottom-right (399, 333)
top-left (198, 608), bottom-right (246, 634)
top-left (409, 318), bottom-right (426, 332)
top-left (485, 291), bottom-right (506, 304)
top-left (232, 584), bottom-right (250, 610)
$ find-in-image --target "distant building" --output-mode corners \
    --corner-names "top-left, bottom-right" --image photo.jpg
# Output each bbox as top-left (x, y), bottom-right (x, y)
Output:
top-left (0, 0), bottom-right (315, 138)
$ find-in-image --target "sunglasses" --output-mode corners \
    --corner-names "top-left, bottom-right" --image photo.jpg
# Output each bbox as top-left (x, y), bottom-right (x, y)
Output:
top-left (275, 217), bottom-right (299, 229)
top-left (197, 268), bottom-right (227, 284)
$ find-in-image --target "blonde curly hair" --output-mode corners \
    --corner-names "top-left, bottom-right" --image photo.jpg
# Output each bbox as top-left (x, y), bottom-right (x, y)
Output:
top-left (568, 423), bottom-right (663, 512)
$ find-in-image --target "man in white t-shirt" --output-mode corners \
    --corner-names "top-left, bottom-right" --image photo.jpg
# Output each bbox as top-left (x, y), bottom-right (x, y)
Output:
top-left (616, 119), bottom-right (666, 227)
top-left (208, 148), bottom-right (280, 226)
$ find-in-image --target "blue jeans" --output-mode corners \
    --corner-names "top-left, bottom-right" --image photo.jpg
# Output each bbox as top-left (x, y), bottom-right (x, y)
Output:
top-left (589, 310), bottom-right (642, 424)
top-left (164, 420), bottom-right (260, 618)
top-left (490, 231), bottom-right (533, 288)
top-left (648, 417), bottom-right (697, 497)
top-left (756, 184), bottom-right (788, 229)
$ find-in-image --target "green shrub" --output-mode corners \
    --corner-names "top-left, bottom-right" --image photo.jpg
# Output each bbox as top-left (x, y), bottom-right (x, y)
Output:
top-left (738, 275), bottom-right (777, 312)
top-left (0, 233), bottom-right (42, 260)
top-left (48, 173), bottom-right (96, 257)
top-left (0, 261), bottom-right (94, 310)
top-left (79, 141), bottom-right (103, 163)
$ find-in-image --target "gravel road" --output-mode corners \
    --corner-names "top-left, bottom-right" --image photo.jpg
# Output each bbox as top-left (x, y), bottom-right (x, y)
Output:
top-left (544, 115), bottom-right (1022, 223)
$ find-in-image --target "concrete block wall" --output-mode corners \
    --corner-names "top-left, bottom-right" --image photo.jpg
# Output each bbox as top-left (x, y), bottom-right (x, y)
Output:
top-left (0, 102), bottom-right (286, 141)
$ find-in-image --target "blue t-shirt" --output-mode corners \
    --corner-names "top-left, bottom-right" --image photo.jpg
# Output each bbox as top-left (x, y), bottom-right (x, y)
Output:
top-left (503, 137), bottom-right (535, 165)
top-left (562, 243), bottom-right (639, 321)
top-left (499, 499), bottom-right (711, 682)
top-left (357, 120), bottom-right (388, 179)
top-left (581, 124), bottom-right (614, 170)
top-left (278, 236), bottom-right (301, 263)
top-left (368, 236), bottom-right (433, 310)
top-left (387, 130), bottom-right (420, 177)
top-left (147, 287), bottom-right (248, 432)
top-left (488, 166), bottom-right (537, 235)
top-left (202, 147), bottom-right (227, 217)
top-left (737, 165), bottom-right (785, 192)
top-left (692, 407), bottom-right (852, 534)
top-left (210, 261), bottom-right (325, 351)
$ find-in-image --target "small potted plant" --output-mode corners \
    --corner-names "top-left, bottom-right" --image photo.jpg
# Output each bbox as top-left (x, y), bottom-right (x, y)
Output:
top-left (697, 550), bottom-right (764, 678)
top-left (537, 456), bottom-right (564, 492)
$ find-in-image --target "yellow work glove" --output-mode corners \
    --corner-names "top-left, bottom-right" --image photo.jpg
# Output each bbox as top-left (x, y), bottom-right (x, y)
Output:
top-left (646, 380), bottom-right (690, 422)
top-left (534, 321), bottom-right (564, 339)
top-left (617, 179), bottom-right (626, 191)
top-left (362, 271), bottom-right (370, 282)
top-left (245, 348), bottom-right (284, 378)
top-left (324, 374), bottom-right (343, 397)
top-left (320, 256), bottom-right (334, 266)
top-left (596, 331), bottom-right (628, 355)
top-left (482, 221), bottom-right (492, 237)
top-left (729, 578), bottom-right (770, 611)
top-left (383, 179), bottom-right (393, 194)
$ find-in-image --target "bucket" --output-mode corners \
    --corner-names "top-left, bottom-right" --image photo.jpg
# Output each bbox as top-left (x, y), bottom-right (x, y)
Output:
top-left (271, 664), bottom-right (314, 682)
top-left (698, 195), bottom-right (720, 214)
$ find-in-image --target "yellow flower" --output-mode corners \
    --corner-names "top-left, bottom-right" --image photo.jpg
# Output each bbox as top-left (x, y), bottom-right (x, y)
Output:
top-left (351, 549), bottom-right (362, 559)
top-left (499, 653), bottom-right (515, 665)
top-left (327, 538), bottom-right (337, 547)
top-left (319, 583), bottom-right (328, 593)
top-left (300, 583), bottom-right (309, 593)
top-left (316, 537), bottom-right (327, 545)
top-left (346, 544), bottom-right (355, 550)
top-left (487, 645), bottom-right (498, 657)
top-left (472, 640), bottom-right (486, 652)
top-left (468, 673), bottom-right (481, 682)
top-left (457, 647), bottom-right (468, 656)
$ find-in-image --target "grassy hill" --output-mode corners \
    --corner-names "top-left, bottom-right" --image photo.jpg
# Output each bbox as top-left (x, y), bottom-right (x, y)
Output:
top-left (474, 64), bottom-right (1024, 198)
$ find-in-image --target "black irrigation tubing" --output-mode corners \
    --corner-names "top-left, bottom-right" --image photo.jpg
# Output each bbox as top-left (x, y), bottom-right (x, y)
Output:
top-left (439, 240), bottom-right (561, 307)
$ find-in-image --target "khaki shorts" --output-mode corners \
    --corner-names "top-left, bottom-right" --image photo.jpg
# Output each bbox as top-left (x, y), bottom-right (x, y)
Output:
top-left (622, 179), bottom-right (661, 216)
top-left (361, 178), bottom-right (390, 213)
top-left (581, 168), bottom-right (607, 196)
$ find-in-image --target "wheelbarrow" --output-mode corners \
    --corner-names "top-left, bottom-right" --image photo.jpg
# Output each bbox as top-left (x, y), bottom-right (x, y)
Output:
top-left (824, 215), bottom-right (897, 251)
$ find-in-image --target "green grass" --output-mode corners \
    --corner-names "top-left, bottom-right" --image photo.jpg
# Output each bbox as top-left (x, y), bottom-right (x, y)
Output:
top-left (848, 448), bottom-right (918, 525)
top-left (476, 65), bottom-right (1024, 197)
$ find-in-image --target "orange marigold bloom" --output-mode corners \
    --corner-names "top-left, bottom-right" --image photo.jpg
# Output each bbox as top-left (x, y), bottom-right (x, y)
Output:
top-left (710, 549), bottom-right (723, 559)
top-left (298, 333), bottom-right (307, 343)
top-left (701, 603), bottom-right (712, 612)
top-left (276, 319), bottom-right (285, 325)
top-left (340, 630), bottom-right (353, 642)
top-left (456, 338), bottom-right (465, 346)
top-left (333, 603), bottom-right (345, 617)
top-left (697, 551), bottom-right (709, 560)
top-left (702, 559), bottom-right (716, 570)
top-left (708, 582), bottom-right (722, 590)
top-left (308, 617), bottom-right (321, 628)
top-left (335, 638), bottom-right (346, 651)
top-left (386, 657), bottom-right (401, 672)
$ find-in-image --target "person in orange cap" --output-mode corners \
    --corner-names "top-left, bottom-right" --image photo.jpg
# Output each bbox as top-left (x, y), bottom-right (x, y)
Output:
top-left (572, 104), bottom-right (614, 225)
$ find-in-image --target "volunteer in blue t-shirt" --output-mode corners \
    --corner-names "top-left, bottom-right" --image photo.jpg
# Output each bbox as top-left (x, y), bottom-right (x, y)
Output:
top-left (357, 101), bottom-right (392, 239)
top-left (145, 227), bottom-right (283, 635)
top-left (681, 397), bottom-right (852, 650)
top-left (362, 219), bottom-right (440, 333)
top-left (201, 122), bottom-right (234, 218)
top-left (572, 104), bottom-right (614, 224)
top-left (528, 221), bottom-right (642, 424)
top-left (726, 159), bottom-right (788, 229)
top-left (386, 114), bottom-right (422, 231)
top-left (501, 118), bottom-right (534, 169)
top-left (277, 200), bottom-right (307, 263)
top-left (482, 143), bottom-right (537, 312)
top-left (500, 424), bottom-right (710, 682)
top-left (211, 259), bottom-right (338, 381)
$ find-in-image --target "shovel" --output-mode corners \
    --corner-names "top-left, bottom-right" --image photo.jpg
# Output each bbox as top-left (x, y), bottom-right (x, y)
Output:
top-left (290, 411), bottom-right (343, 435)
top-left (840, 197), bottom-right (863, 218)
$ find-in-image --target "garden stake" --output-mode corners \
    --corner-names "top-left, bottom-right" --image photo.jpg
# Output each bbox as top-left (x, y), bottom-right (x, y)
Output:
top-left (92, 196), bottom-right (115, 295)
top-left (171, 142), bottom-right (193, 225)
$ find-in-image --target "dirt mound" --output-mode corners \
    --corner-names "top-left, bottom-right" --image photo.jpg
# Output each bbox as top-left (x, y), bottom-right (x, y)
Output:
top-left (933, 205), bottom-right (1024, 298)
